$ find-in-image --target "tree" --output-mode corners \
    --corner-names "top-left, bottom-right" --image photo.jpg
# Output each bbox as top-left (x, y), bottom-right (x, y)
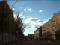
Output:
top-left (15, 15), bottom-right (24, 38)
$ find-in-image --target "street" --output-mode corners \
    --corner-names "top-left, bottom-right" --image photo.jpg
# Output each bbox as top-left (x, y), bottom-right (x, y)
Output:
top-left (7, 39), bottom-right (60, 45)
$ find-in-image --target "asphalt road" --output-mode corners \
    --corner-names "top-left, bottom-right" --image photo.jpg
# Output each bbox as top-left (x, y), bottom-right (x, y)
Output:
top-left (5, 40), bottom-right (60, 45)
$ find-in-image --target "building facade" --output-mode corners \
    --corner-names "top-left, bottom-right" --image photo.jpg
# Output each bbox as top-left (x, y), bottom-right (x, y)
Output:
top-left (34, 26), bottom-right (42, 40)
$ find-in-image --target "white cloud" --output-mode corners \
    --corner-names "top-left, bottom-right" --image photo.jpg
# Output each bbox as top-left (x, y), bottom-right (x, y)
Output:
top-left (23, 8), bottom-right (32, 12)
top-left (24, 8), bottom-right (26, 11)
top-left (23, 17), bottom-right (39, 28)
top-left (13, 13), bottom-right (17, 19)
top-left (19, 12), bottom-right (26, 20)
top-left (43, 20), bottom-right (49, 24)
top-left (12, 8), bottom-right (15, 11)
top-left (23, 16), bottom-right (49, 35)
top-left (30, 21), bottom-right (36, 28)
top-left (31, 18), bottom-right (38, 21)
top-left (21, 16), bottom-right (26, 20)
top-left (23, 27), bottom-right (36, 36)
top-left (19, 12), bottom-right (23, 17)
top-left (28, 8), bottom-right (32, 11)
top-left (36, 19), bottom-right (40, 22)
top-left (24, 17), bottom-right (33, 24)
top-left (39, 9), bottom-right (43, 13)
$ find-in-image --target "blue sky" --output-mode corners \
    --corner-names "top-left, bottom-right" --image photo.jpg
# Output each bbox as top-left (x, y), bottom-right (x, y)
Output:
top-left (7, 0), bottom-right (60, 36)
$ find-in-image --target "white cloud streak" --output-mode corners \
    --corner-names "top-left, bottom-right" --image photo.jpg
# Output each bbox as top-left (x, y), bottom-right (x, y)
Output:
top-left (27, 8), bottom-right (32, 11)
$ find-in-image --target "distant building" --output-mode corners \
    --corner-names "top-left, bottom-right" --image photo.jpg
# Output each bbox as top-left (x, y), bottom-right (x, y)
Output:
top-left (28, 34), bottom-right (34, 39)
top-left (34, 26), bottom-right (42, 40)
top-left (34, 29), bottom-right (40, 39)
